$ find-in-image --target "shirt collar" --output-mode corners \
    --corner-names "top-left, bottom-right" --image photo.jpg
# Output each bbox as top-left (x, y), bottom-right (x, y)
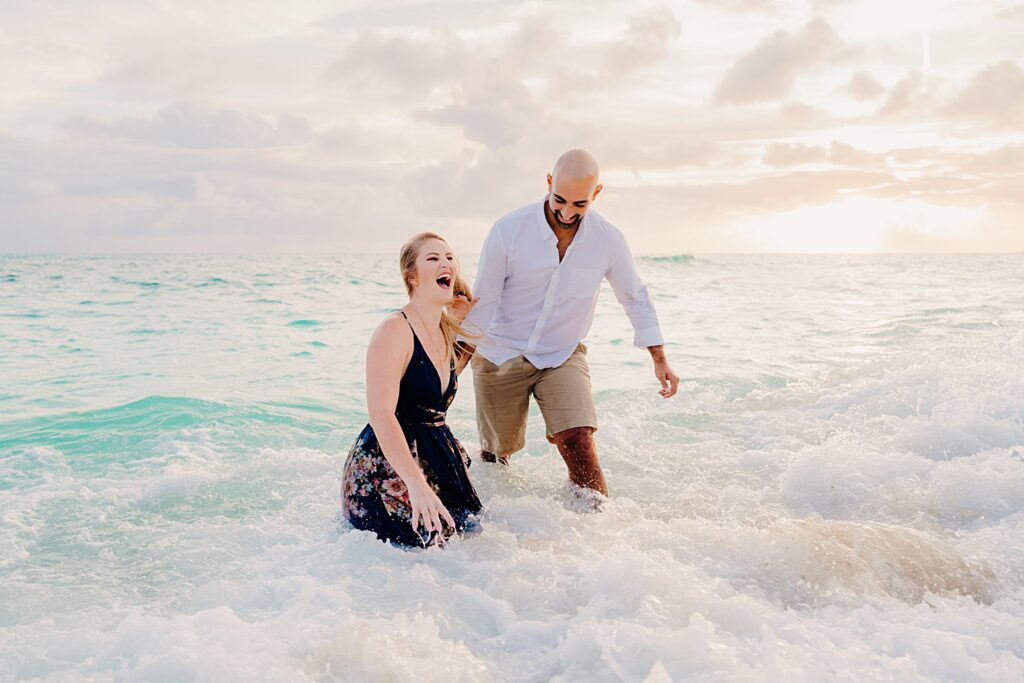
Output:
top-left (536, 200), bottom-right (556, 242)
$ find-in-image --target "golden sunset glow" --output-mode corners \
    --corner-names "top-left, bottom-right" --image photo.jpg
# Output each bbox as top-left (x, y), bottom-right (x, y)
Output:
top-left (1, 1), bottom-right (1021, 254)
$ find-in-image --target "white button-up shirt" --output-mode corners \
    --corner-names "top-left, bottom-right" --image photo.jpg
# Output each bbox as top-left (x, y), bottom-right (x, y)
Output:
top-left (463, 201), bottom-right (665, 369)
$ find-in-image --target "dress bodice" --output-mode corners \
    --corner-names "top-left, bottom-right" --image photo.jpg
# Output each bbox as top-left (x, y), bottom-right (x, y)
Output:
top-left (394, 316), bottom-right (456, 427)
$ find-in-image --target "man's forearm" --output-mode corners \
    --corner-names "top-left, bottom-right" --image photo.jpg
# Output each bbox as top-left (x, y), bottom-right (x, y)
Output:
top-left (455, 341), bottom-right (476, 375)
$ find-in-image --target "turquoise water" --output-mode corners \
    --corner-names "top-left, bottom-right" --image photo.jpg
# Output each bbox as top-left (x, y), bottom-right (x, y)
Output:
top-left (2, 254), bottom-right (1024, 681)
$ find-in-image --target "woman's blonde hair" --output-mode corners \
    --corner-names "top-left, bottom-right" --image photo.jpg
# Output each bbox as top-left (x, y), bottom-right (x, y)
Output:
top-left (399, 232), bottom-right (479, 362)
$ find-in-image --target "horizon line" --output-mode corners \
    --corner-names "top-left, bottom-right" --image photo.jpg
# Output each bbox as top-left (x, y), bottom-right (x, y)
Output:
top-left (1, 251), bottom-right (1022, 258)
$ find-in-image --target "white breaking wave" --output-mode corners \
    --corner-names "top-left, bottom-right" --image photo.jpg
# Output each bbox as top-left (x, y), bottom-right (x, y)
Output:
top-left (0, 254), bottom-right (1022, 681)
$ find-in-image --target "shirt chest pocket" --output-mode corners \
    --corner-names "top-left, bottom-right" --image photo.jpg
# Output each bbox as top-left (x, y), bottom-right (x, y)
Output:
top-left (565, 267), bottom-right (604, 298)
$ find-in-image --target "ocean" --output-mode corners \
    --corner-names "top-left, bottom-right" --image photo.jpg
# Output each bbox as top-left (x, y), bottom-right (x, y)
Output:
top-left (1, 253), bottom-right (1023, 681)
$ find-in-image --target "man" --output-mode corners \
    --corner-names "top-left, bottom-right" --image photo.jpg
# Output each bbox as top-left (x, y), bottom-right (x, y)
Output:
top-left (461, 149), bottom-right (678, 496)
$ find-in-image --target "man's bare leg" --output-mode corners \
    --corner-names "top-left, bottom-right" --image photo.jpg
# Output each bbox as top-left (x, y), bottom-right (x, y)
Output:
top-left (550, 426), bottom-right (607, 496)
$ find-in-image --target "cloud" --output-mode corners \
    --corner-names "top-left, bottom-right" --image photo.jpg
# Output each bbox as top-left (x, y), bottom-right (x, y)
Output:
top-left (994, 4), bottom-right (1024, 20)
top-left (603, 140), bottom-right (723, 171)
top-left (845, 70), bottom-right (885, 101)
top-left (326, 29), bottom-right (469, 97)
top-left (635, 169), bottom-right (893, 219)
top-left (597, 6), bottom-right (682, 81)
top-left (319, 1), bottom-right (513, 30)
top-left (966, 143), bottom-right (1024, 174)
top-left (419, 98), bottom-right (535, 148)
top-left (691, 0), bottom-right (782, 11)
top-left (761, 140), bottom-right (884, 167)
top-left (327, 29), bottom-right (532, 148)
top-left (2, 2), bottom-right (1022, 254)
top-left (945, 60), bottom-right (1024, 127)
top-left (878, 70), bottom-right (929, 115)
top-left (0, 112), bottom-right (425, 253)
top-left (888, 143), bottom-right (1024, 176)
top-left (829, 141), bottom-right (885, 167)
top-left (64, 102), bottom-right (312, 148)
top-left (652, 138), bottom-right (1024, 221)
top-left (725, 169), bottom-right (892, 212)
top-left (403, 150), bottom-right (534, 218)
top-left (762, 142), bottom-right (829, 166)
top-left (326, 7), bottom-right (679, 149)
top-left (713, 18), bottom-right (843, 104)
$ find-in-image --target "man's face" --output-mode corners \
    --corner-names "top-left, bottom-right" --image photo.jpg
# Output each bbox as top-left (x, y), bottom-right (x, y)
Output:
top-left (546, 173), bottom-right (602, 230)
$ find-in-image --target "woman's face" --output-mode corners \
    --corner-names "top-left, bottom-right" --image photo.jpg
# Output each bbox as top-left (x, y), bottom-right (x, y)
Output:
top-left (409, 238), bottom-right (457, 303)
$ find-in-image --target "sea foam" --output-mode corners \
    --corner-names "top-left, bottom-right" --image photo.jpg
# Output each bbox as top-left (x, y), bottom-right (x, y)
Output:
top-left (1, 254), bottom-right (1022, 681)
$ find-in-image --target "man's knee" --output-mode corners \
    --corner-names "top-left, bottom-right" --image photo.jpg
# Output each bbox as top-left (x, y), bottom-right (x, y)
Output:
top-left (550, 426), bottom-right (595, 450)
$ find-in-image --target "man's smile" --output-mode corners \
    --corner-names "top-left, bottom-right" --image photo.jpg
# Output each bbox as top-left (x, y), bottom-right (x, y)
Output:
top-left (553, 211), bottom-right (581, 229)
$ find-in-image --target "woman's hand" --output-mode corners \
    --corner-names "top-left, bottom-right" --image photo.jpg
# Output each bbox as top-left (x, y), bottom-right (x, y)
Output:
top-left (407, 478), bottom-right (456, 540)
top-left (447, 296), bottom-right (479, 325)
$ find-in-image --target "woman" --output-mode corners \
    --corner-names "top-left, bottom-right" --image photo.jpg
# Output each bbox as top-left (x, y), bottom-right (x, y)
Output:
top-left (341, 232), bottom-right (482, 547)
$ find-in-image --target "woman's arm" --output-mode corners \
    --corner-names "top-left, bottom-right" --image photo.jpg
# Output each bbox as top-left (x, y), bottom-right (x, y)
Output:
top-left (366, 315), bottom-right (456, 535)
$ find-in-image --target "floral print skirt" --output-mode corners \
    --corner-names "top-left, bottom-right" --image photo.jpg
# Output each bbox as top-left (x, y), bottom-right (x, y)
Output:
top-left (341, 423), bottom-right (482, 548)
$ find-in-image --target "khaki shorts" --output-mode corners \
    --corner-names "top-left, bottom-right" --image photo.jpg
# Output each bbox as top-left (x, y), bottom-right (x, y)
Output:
top-left (471, 343), bottom-right (598, 457)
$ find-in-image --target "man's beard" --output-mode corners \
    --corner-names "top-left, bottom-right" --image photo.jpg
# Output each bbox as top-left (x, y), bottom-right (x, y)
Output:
top-left (549, 205), bottom-right (582, 229)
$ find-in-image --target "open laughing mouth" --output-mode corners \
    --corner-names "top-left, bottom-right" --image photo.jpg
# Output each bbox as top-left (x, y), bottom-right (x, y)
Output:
top-left (555, 213), bottom-right (581, 228)
top-left (435, 273), bottom-right (452, 290)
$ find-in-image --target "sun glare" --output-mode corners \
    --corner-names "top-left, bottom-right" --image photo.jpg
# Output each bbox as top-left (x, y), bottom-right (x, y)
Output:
top-left (736, 197), bottom-right (985, 253)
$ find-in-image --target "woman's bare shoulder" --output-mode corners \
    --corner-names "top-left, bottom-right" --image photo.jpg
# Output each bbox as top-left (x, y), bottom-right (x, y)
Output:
top-left (368, 312), bottom-right (413, 352)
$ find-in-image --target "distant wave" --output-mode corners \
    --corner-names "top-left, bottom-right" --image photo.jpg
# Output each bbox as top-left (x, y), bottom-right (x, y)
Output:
top-left (111, 276), bottom-right (160, 287)
top-left (0, 395), bottom-right (339, 460)
top-left (639, 254), bottom-right (696, 264)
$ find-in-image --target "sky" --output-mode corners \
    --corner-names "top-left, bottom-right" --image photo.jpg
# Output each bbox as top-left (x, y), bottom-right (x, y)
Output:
top-left (0, 0), bottom-right (1022, 255)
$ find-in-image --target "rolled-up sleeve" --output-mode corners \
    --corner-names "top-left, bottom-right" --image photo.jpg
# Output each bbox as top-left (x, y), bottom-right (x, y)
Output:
top-left (462, 224), bottom-right (508, 341)
top-left (605, 234), bottom-right (665, 349)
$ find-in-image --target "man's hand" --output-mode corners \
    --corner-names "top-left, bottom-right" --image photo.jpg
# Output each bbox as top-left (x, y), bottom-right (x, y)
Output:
top-left (647, 345), bottom-right (679, 398)
top-left (448, 295), bottom-right (480, 325)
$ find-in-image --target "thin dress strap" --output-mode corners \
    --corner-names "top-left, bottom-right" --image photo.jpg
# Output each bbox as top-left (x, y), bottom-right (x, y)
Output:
top-left (398, 310), bottom-right (423, 354)
top-left (398, 310), bottom-right (421, 355)
top-left (401, 309), bottom-right (454, 372)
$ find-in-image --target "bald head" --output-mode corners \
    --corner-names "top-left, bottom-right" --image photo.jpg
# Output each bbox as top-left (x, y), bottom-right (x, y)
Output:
top-left (545, 149), bottom-right (604, 231)
top-left (551, 149), bottom-right (600, 187)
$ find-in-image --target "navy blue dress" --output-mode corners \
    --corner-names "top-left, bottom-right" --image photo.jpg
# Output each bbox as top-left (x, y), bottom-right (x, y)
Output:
top-left (341, 313), bottom-right (482, 547)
